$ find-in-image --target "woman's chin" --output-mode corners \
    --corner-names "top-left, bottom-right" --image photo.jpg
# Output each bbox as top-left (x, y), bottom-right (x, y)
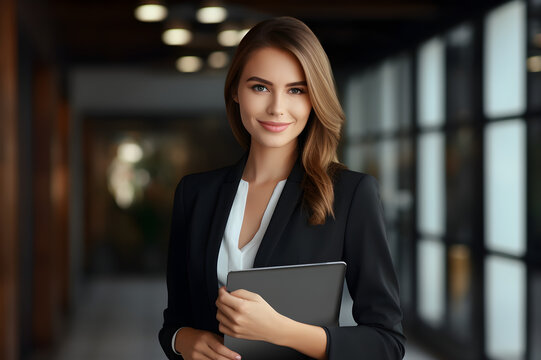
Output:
top-left (250, 136), bottom-right (298, 151)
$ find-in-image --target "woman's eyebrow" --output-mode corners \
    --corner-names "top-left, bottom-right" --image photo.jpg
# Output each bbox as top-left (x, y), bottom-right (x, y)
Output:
top-left (246, 76), bottom-right (307, 87)
top-left (287, 80), bottom-right (307, 87)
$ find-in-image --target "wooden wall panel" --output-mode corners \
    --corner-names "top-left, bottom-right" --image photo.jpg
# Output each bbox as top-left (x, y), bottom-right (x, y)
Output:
top-left (0, 0), bottom-right (19, 359)
top-left (52, 99), bottom-right (71, 311)
top-left (32, 64), bottom-right (61, 346)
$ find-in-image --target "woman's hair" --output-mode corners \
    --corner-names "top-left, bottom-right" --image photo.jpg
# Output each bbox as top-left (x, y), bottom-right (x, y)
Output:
top-left (224, 16), bottom-right (345, 225)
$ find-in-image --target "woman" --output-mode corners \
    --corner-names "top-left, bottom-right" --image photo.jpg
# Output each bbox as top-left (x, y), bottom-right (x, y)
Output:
top-left (159, 17), bottom-right (405, 360)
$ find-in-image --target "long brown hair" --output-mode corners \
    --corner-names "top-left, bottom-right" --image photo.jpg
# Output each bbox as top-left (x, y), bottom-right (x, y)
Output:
top-left (224, 17), bottom-right (345, 225)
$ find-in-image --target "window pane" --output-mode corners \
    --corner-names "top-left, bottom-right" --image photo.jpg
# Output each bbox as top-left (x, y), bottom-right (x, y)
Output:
top-left (346, 71), bottom-right (381, 136)
top-left (362, 141), bottom-right (380, 178)
top-left (446, 23), bottom-right (476, 124)
top-left (447, 127), bottom-right (477, 241)
top-left (379, 139), bottom-right (407, 266)
top-left (362, 70), bottom-right (382, 135)
top-left (418, 132), bottom-right (446, 236)
top-left (378, 137), bottom-right (414, 221)
top-left (379, 55), bottom-right (411, 133)
top-left (380, 60), bottom-right (398, 133)
top-left (484, 0), bottom-right (526, 118)
top-left (396, 55), bottom-right (412, 131)
top-left (418, 37), bottom-right (445, 127)
top-left (379, 139), bottom-right (399, 221)
top-left (484, 120), bottom-right (526, 256)
top-left (396, 138), bottom-right (414, 309)
top-left (418, 239), bottom-right (445, 326)
top-left (344, 75), bottom-right (364, 137)
top-left (485, 256), bottom-right (526, 360)
top-left (344, 141), bottom-right (380, 177)
top-left (344, 142), bottom-right (365, 172)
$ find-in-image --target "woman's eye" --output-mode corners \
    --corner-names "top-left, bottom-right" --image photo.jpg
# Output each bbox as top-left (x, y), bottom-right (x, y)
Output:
top-left (289, 88), bottom-right (305, 95)
top-left (252, 84), bottom-right (268, 92)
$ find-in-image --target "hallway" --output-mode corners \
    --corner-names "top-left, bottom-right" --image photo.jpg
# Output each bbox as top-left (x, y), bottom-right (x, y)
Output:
top-left (38, 278), bottom-right (166, 360)
top-left (36, 278), bottom-right (437, 360)
top-left (3, 1), bottom-right (540, 359)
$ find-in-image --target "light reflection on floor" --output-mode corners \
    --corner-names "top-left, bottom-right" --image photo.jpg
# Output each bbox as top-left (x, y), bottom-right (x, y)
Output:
top-left (37, 278), bottom-right (438, 360)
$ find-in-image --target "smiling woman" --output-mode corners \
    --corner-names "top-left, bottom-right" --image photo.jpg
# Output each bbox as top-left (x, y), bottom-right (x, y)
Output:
top-left (224, 18), bottom-right (346, 226)
top-left (234, 47), bottom-right (312, 151)
top-left (159, 16), bottom-right (405, 360)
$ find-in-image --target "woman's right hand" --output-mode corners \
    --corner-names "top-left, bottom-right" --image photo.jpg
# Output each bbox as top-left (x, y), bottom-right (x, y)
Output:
top-left (175, 327), bottom-right (242, 360)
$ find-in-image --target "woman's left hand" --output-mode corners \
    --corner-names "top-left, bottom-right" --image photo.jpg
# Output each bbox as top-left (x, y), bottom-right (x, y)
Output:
top-left (215, 286), bottom-right (285, 343)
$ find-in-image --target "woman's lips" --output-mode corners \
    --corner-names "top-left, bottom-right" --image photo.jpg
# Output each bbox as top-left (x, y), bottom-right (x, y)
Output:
top-left (258, 120), bottom-right (291, 132)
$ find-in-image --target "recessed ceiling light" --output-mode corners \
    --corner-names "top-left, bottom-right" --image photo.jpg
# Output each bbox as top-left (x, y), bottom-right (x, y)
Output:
top-left (176, 56), bottom-right (203, 73)
top-left (162, 28), bottom-right (192, 46)
top-left (134, 3), bottom-right (168, 22)
top-left (196, 6), bottom-right (228, 24)
top-left (217, 29), bottom-right (239, 47)
top-left (208, 51), bottom-right (229, 69)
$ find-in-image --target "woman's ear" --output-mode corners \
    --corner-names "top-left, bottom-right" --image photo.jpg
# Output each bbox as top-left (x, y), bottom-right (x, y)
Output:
top-left (233, 94), bottom-right (239, 103)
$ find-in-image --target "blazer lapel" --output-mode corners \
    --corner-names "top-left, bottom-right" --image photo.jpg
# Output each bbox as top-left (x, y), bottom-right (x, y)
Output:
top-left (253, 157), bottom-right (304, 267)
top-left (205, 154), bottom-right (247, 318)
top-left (204, 154), bottom-right (305, 320)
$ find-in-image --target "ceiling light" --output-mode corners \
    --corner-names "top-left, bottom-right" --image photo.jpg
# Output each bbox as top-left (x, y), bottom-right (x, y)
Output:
top-left (527, 56), bottom-right (541, 72)
top-left (162, 28), bottom-right (192, 46)
top-left (196, 6), bottom-right (227, 24)
top-left (217, 29), bottom-right (239, 47)
top-left (208, 51), bottom-right (229, 69)
top-left (134, 3), bottom-right (168, 22)
top-left (176, 56), bottom-right (203, 73)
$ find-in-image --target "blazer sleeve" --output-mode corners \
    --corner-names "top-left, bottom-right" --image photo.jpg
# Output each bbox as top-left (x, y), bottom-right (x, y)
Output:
top-left (324, 175), bottom-right (406, 359)
top-left (159, 179), bottom-right (193, 359)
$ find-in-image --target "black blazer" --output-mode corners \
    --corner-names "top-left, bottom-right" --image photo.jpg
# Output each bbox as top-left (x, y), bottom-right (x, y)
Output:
top-left (159, 154), bottom-right (405, 359)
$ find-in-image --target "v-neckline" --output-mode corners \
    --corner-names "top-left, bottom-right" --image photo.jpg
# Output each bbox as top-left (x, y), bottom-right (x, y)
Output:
top-left (236, 179), bottom-right (286, 252)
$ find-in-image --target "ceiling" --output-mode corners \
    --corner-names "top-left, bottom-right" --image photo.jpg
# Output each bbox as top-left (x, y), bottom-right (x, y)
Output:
top-left (25, 0), bottom-right (508, 72)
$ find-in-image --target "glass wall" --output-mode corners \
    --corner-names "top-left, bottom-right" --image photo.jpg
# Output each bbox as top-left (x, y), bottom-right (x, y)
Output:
top-left (342, 1), bottom-right (539, 359)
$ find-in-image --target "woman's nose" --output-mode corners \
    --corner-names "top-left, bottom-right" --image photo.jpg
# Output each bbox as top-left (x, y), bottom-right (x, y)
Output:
top-left (267, 92), bottom-right (285, 117)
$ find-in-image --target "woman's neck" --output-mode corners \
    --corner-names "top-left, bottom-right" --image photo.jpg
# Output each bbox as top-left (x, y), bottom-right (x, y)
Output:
top-left (242, 141), bottom-right (298, 185)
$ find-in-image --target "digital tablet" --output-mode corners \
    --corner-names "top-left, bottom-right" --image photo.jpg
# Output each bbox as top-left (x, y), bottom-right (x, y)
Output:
top-left (224, 261), bottom-right (346, 360)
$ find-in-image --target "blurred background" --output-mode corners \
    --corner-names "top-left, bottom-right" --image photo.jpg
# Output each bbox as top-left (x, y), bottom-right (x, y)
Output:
top-left (1, 0), bottom-right (540, 359)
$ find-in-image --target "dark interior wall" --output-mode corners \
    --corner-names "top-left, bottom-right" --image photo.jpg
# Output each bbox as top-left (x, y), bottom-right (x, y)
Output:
top-left (17, 25), bottom-right (34, 360)
top-left (14, 0), bottom-right (71, 357)
top-left (0, 0), bottom-right (19, 359)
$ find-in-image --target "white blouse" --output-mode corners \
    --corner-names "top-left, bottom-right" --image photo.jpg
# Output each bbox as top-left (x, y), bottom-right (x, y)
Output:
top-left (172, 178), bottom-right (287, 355)
top-left (217, 178), bottom-right (287, 288)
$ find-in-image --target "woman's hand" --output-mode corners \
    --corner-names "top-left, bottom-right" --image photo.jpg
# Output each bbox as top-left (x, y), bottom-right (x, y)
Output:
top-left (215, 286), bottom-right (285, 344)
top-left (175, 327), bottom-right (241, 360)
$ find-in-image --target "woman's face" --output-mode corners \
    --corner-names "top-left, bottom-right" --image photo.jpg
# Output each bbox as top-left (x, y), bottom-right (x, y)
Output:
top-left (234, 47), bottom-right (312, 150)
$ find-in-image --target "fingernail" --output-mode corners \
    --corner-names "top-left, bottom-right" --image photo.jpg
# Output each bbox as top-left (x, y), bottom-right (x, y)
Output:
top-left (235, 355), bottom-right (241, 360)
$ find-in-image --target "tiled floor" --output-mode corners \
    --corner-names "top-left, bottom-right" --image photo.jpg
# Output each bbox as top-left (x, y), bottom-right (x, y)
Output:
top-left (40, 278), bottom-right (439, 360)
top-left (46, 277), bottom-right (166, 360)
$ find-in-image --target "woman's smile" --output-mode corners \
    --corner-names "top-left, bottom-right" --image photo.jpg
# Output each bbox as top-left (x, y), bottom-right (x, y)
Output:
top-left (257, 120), bottom-right (292, 132)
